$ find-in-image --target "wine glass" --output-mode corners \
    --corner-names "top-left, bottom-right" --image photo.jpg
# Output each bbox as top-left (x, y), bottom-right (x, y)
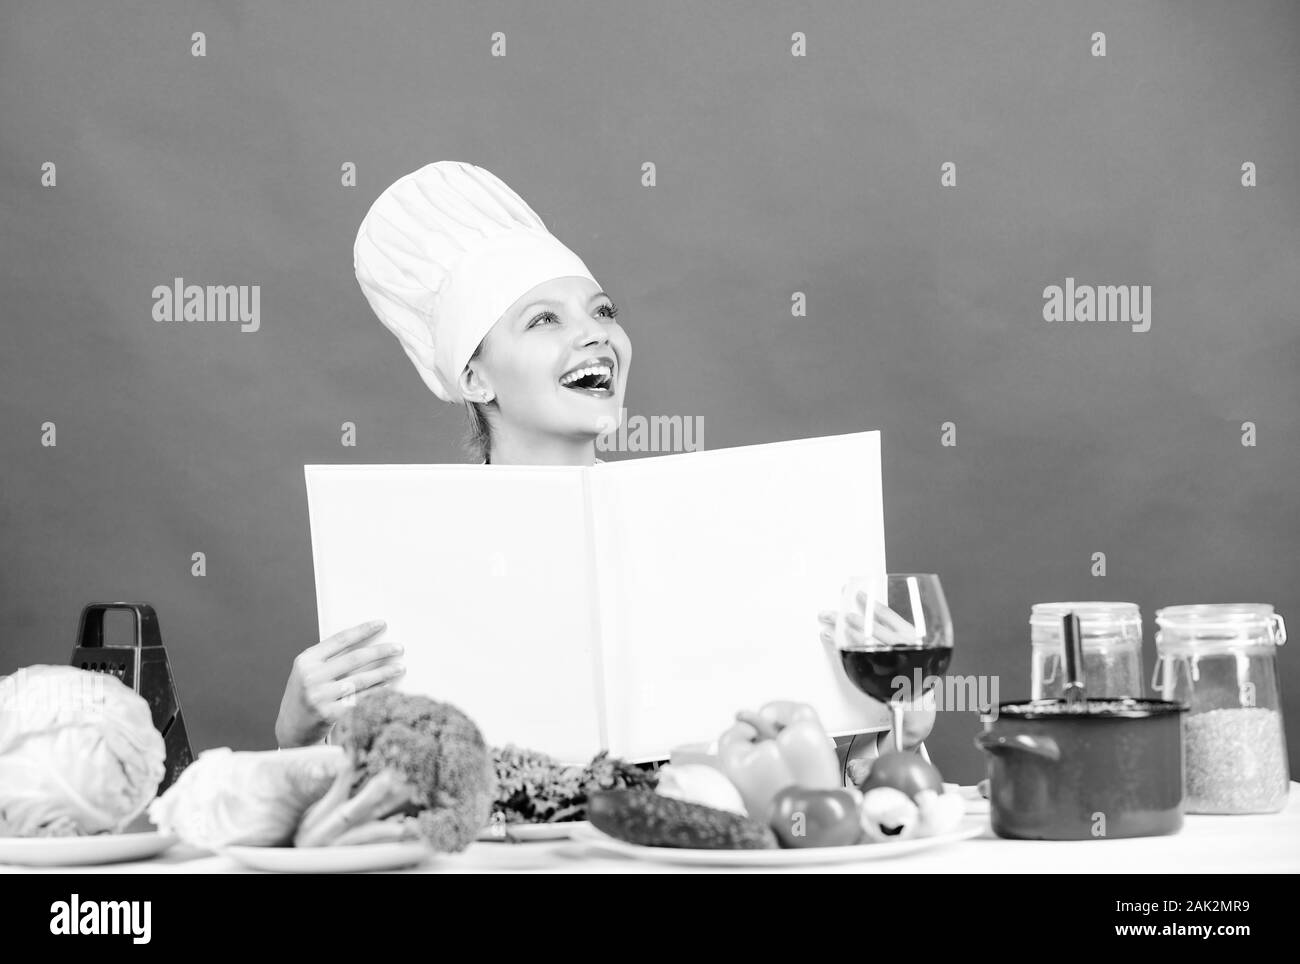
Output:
top-left (836, 573), bottom-right (954, 757)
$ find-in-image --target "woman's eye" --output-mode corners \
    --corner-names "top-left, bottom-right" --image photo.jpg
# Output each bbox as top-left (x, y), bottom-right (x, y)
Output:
top-left (528, 303), bottom-right (620, 328)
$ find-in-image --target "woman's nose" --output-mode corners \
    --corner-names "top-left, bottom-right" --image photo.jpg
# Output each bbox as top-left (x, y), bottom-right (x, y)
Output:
top-left (574, 320), bottom-right (610, 348)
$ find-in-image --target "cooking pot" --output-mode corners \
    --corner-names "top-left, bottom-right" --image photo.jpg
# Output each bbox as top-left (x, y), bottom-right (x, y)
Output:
top-left (974, 698), bottom-right (1185, 840)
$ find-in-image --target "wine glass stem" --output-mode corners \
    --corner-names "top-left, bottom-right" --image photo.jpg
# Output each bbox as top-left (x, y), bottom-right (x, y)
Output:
top-left (891, 701), bottom-right (907, 753)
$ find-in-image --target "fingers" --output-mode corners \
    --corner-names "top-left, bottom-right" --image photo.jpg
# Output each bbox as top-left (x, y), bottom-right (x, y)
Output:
top-left (901, 705), bottom-right (938, 745)
top-left (873, 725), bottom-right (913, 754)
top-left (821, 602), bottom-right (918, 647)
top-left (876, 707), bottom-right (938, 753)
top-left (307, 680), bottom-right (358, 722)
top-left (822, 624), bottom-right (872, 648)
top-left (316, 620), bottom-right (387, 660)
top-left (343, 662), bottom-right (407, 696)
top-left (852, 591), bottom-right (892, 635)
top-left (846, 757), bottom-right (875, 787)
top-left (846, 596), bottom-right (920, 644)
top-left (852, 592), bottom-right (910, 632)
top-left (310, 663), bottom-right (404, 717)
top-left (824, 622), bottom-right (912, 648)
top-left (874, 603), bottom-right (918, 640)
top-left (837, 625), bottom-right (866, 648)
top-left (869, 620), bottom-right (914, 647)
top-left (823, 609), bottom-right (876, 636)
top-left (326, 642), bottom-right (405, 679)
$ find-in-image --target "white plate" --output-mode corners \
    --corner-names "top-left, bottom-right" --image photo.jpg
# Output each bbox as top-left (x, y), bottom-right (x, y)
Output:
top-left (477, 821), bottom-right (589, 843)
top-left (221, 841), bottom-right (434, 873)
top-left (0, 831), bottom-right (177, 867)
top-left (571, 820), bottom-right (984, 867)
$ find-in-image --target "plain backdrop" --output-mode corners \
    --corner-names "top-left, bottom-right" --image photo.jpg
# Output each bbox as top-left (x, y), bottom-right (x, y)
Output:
top-left (2, 0), bottom-right (1298, 784)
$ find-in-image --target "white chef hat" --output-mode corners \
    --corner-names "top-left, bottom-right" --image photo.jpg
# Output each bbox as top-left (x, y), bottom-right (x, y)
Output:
top-left (353, 160), bottom-right (599, 403)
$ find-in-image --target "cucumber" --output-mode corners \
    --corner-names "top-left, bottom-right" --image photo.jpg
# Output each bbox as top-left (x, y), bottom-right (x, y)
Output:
top-left (588, 789), bottom-right (777, 850)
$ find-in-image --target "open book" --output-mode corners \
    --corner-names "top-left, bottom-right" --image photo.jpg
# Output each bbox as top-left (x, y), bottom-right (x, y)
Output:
top-left (304, 431), bottom-right (889, 764)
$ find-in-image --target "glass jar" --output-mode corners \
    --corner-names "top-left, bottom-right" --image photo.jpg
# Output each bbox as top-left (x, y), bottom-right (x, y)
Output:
top-left (1031, 602), bottom-right (1144, 699)
top-left (1154, 604), bottom-right (1289, 814)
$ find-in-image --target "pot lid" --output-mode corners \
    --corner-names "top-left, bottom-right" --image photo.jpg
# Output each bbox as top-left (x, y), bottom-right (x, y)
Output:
top-left (994, 697), bottom-right (1185, 719)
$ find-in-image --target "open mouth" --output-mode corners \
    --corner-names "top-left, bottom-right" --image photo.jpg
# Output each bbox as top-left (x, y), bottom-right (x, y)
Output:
top-left (558, 360), bottom-right (615, 398)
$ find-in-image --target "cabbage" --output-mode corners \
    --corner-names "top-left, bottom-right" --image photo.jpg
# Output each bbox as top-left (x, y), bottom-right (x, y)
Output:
top-left (148, 745), bottom-right (345, 848)
top-left (0, 665), bottom-right (166, 836)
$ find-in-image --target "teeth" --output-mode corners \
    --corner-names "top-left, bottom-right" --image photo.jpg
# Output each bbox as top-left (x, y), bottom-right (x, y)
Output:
top-left (559, 364), bottom-right (612, 387)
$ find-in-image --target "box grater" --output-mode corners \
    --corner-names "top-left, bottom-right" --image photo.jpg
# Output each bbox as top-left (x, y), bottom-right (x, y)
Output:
top-left (69, 602), bottom-right (193, 794)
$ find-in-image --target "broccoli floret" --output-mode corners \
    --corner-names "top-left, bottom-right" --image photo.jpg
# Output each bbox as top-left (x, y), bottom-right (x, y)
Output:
top-left (294, 691), bottom-right (495, 851)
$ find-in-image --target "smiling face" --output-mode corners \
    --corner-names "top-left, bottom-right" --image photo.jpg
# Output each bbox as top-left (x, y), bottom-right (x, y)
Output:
top-left (460, 275), bottom-right (632, 443)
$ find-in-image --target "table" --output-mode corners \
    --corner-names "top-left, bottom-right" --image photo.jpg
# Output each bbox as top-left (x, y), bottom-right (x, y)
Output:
top-left (8, 784), bottom-right (1299, 874)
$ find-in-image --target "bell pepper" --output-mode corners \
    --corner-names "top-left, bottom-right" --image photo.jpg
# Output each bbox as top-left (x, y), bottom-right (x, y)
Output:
top-left (717, 700), bottom-right (842, 823)
top-left (754, 701), bottom-right (842, 789)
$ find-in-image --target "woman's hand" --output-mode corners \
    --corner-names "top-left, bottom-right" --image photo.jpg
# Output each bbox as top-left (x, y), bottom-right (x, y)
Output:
top-left (841, 733), bottom-right (881, 787)
top-left (839, 701), bottom-right (937, 784)
top-left (274, 620), bottom-right (406, 748)
top-left (817, 591), bottom-right (938, 763)
top-left (817, 589), bottom-right (918, 648)
top-left (884, 696), bottom-right (937, 753)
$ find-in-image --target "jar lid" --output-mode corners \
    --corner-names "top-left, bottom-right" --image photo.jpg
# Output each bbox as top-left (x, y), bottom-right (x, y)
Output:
top-left (1030, 602), bottom-right (1141, 644)
top-left (1155, 604), bottom-right (1286, 649)
top-left (995, 697), bottom-right (1184, 720)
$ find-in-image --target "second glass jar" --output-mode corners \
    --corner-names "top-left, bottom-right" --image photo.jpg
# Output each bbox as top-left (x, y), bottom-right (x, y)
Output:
top-left (1031, 601), bottom-right (1145, 699)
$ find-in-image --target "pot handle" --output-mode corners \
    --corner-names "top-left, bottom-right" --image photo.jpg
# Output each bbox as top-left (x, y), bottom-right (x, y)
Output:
top-left (973, 731), bottom-right (1061, 761)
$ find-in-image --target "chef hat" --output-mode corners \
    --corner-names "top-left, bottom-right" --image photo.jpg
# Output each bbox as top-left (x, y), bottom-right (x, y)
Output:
top-left (354, 160), bottom-right (599, 403)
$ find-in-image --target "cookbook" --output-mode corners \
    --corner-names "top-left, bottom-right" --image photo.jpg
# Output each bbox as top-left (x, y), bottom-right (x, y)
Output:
top-left (304, 431), bottom-right (889, 764)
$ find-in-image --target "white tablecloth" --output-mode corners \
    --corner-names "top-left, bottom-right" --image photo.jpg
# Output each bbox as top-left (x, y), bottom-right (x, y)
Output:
top-left (9, 784), bottom-right (1299, 874)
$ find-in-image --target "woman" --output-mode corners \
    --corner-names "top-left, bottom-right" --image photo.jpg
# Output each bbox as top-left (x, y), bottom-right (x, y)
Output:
top-left (274, 161), bottom-right (932, 780)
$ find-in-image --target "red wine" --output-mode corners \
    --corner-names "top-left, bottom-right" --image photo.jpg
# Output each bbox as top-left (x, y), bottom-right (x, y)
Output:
top-left (840, 646), bottom-right (954, 703)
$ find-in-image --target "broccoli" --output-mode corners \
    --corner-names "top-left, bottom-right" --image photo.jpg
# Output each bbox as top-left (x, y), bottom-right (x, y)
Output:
top-left (294, 691), bottom-right (495, 852)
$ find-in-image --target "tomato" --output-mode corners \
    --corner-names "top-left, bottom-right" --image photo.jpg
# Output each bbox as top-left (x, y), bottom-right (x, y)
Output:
top-left (856, 750), bottom-right (944, 799)
top-left (768, 787), bottom-right (863, 848)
